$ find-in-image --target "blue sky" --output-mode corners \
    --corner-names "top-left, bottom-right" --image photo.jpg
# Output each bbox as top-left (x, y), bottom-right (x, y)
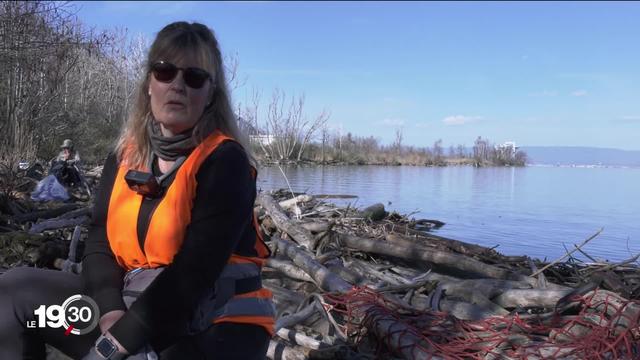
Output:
top-left (75, 1), bottom-right (640, 150)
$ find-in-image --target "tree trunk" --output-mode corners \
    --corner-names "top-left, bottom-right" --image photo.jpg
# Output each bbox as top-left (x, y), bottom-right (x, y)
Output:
top-left (257, 193), bottom-right (317, 249)
top-left (338, 233), bottom-right (534, 284)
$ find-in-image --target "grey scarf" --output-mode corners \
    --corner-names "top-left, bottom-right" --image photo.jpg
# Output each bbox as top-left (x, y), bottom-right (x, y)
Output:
top-left (147, 120), bottom-right (197, 161)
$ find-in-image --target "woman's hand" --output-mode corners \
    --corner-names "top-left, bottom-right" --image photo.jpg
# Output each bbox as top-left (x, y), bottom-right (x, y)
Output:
top-left (99, 309), bottom-right (125, 333)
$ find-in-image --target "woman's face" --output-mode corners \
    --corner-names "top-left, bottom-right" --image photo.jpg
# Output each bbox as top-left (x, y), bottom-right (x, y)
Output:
top-left (148, 55), bottom-right (213, 136)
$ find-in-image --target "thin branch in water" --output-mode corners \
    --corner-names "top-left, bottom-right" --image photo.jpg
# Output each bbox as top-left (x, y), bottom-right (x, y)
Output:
top-left (531, 228), bottom-right (604, 277)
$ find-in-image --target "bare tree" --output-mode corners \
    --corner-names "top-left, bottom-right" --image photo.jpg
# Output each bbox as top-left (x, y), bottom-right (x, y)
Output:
top-left (249, 89), bottom-right (329, 163)
top-left (320, 124), bottom-right (329, 164)
top-left (0, 1), bottom-right (116, 165)
top-left (296, 107), bottom-right (329, 161)
top-left (473, 136), bottom-right (489, 165)
top-left (393, 127), bottom-right (403, 155)
top-left (432, 139), bottom-right (444, 165)
top-left (225, 52), bottom-right (247, 91)
top-left (243, 88), bottom-right (273, 159)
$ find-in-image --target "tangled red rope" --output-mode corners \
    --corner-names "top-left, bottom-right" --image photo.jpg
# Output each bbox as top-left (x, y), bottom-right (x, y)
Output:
top-left (324, 287), bottom-right (640, 359)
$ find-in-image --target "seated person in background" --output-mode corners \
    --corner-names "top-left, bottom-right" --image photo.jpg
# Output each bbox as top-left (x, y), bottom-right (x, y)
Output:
top-left (50, 139), bottom-right (83, 187)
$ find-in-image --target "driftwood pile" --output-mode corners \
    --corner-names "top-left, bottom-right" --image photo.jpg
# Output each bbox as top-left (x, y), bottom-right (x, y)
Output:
top-left (256, 189), bottom-right (640, 359)
top-left (1, 181), bottom-right (639, 359)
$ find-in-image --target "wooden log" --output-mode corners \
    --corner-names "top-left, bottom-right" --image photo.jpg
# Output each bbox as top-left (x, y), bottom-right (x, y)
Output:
top-left (386, 224), bottom-right (493, 257)
top-left (528, 258), bottom-right (548, 289)
top-left (274, 236), bottom-right (351, 293)
top-left (276, 327), bottom-right (330, 350)
top-left (411, 295), bottom-right (509, 321)
top-left (441, 286), bottom-right (509, 316)
top-left (12, 204), bottom-right (80, 223)
top-left (314, 194), bottom-right (357, 199)
top-left (523, 346), bottom-right (579, 360)
top-left (325, 264), bottom-right (365, 286)
top-left (279, 195), bottom-right (314, 211)
top-left (266, 339), bottom-right (308, 360)
top-left (439, 278), bottom-right (532, 296)
top-left (590, 270), bottom-right (633, 299)
top-left (348, 259), bottom-right (411, 287)
top-left (492, 289), bottom-right (573, 308)
top-left (300, 221), bottom-right (331, 233)
top-left (68, 225), bottom-right (82, 261)
top-left (258, 193), bottom-right (317, 249)
top-left (263, 282), bottom-right (306, 304)
top-left (275, 302), bottom-right (319, 331)
top-left (338, 233), bottom-right (534, 284)
top-left (375, 273), bottom-right (435, 293)
top-left (263, 281), bottom-right (307, 318)
top-left (549, 314), bottom-right (606, 344)
top-left (315, 251), bottom-right (342, 264)
top-left (29, 216), bottom-right (90, 234)
top-left (266, 258), bottom-right (316, 283)
top-left (275, 236), bottom-right (443, 360)
top-left (588, 289), bottom-right (640, 336)
top-left (58, 206), bottom-right (92, 220)
top-left (361, 307), bottom-right (442, 360)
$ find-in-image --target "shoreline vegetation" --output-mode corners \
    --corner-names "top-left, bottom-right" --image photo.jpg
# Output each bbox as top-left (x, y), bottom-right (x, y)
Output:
top-left (252, 144), bottom-right (527, 167)
top-left (248, 136), bottom-right (527, 167)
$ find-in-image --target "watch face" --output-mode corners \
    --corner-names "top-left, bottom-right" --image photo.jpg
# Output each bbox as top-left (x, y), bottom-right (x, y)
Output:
top-left (96, 337), bottom-right (116, 358)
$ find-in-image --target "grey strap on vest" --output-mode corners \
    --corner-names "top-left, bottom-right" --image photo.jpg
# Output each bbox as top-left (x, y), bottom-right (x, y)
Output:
top-left (122, 263), bottom-right (270, 336)
top-left (122, 267), bottom-right (165, 309)
top-left (188, 262), bottom-right (269, 334)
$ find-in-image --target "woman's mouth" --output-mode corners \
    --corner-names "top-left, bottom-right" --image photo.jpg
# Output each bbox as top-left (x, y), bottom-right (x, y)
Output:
top-left (166, 101), bottom-right (186, 108)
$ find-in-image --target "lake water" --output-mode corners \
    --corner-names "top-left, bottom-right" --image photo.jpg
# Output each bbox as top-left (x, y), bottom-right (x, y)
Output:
top-left (257, 165), bottom-right (640, 262)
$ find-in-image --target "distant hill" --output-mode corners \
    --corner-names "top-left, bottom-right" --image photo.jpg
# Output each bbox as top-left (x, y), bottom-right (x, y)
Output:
top-left (520, 146), bottom-right (640, 166)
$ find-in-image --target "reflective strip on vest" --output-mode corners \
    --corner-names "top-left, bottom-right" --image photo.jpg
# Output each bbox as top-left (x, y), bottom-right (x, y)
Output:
top-left (213, 297), bottom-right (277, 319)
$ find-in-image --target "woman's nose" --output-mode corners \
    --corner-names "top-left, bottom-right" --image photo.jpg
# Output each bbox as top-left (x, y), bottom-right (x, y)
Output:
top-left (168, 70), bottom-right (186, 92)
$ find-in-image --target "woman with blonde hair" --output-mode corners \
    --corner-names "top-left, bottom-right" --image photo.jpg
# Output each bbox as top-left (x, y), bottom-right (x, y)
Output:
top-left (0, 21), bottom-right (274, 359)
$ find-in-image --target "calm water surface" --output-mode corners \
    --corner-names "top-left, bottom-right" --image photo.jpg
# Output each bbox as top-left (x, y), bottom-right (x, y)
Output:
top-left (257, 165), bottom-right (640, 262)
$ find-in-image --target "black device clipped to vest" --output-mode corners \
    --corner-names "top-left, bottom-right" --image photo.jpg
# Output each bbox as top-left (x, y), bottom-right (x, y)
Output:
top-left (124, 155), bottom-right (187, 198)
top-left (124, 170), bottom-right (163, 198)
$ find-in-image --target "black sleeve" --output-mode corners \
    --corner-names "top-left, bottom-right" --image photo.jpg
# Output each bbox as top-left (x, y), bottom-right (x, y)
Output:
top-left (81, 153), bottom-right (127, 315)
top-left (109, 142), bottom-right (256, 353)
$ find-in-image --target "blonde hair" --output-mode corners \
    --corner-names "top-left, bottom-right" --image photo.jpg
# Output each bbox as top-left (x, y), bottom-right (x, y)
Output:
top-left (115, 22), bottom-right (253, 169)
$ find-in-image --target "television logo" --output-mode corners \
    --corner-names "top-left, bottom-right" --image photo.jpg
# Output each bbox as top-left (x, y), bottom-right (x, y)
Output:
top-left (26, 294), bottom-right (100, 336)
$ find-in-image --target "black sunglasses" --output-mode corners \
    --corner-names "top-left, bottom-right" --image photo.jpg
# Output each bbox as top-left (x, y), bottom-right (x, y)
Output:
top-left (150, 61), bottom-right (212, 89)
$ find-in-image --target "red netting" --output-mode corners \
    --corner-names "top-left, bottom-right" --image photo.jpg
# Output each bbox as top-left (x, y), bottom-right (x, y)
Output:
top-left (323, 287), bottom-right (640, 359)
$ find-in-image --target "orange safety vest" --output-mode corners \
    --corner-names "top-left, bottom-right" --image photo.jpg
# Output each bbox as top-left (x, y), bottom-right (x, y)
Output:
top-left (106, 131), bottom-right (275, 335)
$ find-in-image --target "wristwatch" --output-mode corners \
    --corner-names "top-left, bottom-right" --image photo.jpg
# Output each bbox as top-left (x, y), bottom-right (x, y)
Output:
top-left (95, 334), bottom-right (127, 360)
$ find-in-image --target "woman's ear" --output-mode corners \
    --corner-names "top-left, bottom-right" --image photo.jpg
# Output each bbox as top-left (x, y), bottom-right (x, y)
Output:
top-left (147, 74), bottom-right (153, 96)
